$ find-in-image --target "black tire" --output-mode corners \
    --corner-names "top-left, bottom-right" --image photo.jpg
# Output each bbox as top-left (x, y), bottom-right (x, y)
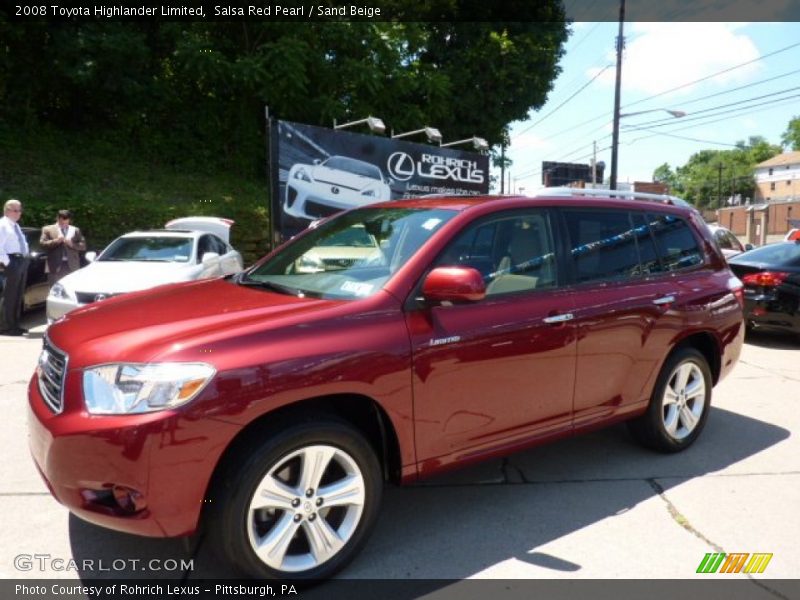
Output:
top-left (628, 347), bottom-right (712, 453)
top-left (208, 418), bottom-right (383, 579)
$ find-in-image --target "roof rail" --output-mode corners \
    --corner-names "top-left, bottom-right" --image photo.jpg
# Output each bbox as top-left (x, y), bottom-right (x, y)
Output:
top-left (533, 187), bottom-right (694, 209)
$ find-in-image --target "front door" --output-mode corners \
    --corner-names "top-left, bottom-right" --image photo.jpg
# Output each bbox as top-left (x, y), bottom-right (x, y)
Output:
top-left (406, 209), bottom-right (577, 475)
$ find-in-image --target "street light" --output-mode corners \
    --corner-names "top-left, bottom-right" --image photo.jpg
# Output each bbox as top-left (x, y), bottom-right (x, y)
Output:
top-left (610, 108), bottom-right (686, 189)
top-left (619, 108), bottom-right (687, 119)
top-left (333, 116), bottom-right (386, 135)
top-left (392, 127), bottom-right (443, 144)
top-left (441, 136), bottom-right (489, 152)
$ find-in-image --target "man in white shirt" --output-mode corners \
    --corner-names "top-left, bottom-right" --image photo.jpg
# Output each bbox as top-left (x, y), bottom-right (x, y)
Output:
top-left (0, 199), bottom-right (30, 335)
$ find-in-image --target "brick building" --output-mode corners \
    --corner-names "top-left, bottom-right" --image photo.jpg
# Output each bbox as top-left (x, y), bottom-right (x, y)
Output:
top-left (715, 151), bottom-right (800, 244)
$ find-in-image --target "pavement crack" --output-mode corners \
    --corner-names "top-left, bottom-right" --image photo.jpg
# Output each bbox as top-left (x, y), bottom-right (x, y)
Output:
top-left (646, 478), bottom-right (722, 552)
top-left (648, 479), bottom-right (789, 600)
top-left (739, 360), bottom-right (800, 383)
top-left (500, 458), bottom-right (529, 484)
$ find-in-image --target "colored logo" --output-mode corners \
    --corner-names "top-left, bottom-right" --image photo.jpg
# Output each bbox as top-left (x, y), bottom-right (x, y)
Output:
top-left (696, 552), bottom-right (772, 574)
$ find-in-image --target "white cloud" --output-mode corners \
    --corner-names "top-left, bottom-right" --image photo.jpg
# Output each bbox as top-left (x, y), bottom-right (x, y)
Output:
top-left (587, 23), bottom-right (761, 96)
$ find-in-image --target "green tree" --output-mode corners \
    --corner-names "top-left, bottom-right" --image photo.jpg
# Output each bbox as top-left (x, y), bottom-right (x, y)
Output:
top-left (666, 137), bottom-right (781, 209)
top-left (782, 115), bottom-right (800, 150)
top-left (0, 9), bottom-right (569, 175)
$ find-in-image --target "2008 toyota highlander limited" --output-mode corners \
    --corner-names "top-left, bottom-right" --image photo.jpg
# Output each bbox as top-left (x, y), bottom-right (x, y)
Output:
top-left (29, 193), bottom-right (744, 579)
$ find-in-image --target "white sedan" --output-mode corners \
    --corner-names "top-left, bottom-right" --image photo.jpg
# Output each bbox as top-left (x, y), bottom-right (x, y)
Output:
top-left (47, 217), bottom-right (244, 323)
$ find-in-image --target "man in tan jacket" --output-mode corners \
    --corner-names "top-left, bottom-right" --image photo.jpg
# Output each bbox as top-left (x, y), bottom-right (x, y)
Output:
top-left (40, 209), bottom-right (86, 284)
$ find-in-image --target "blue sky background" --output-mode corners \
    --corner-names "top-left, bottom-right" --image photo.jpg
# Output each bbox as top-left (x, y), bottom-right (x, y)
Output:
top-left (496, 22), bottom-right (800, 193)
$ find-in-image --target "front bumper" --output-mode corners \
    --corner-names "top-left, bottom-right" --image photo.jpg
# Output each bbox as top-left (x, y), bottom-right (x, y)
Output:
top-left (27, 372), bottom-right (240, 538)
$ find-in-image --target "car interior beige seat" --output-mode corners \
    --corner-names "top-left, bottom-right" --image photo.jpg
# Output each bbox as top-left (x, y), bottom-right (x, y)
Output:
top-left (487, 221), bottom-right (551, 295)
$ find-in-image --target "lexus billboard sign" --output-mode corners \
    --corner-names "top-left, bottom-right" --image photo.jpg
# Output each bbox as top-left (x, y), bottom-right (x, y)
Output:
top-left (271, 119), bottom-right (489, 240)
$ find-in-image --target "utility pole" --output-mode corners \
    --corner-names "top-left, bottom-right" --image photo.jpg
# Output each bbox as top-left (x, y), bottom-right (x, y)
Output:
top-left (591, 140), bottom-right (597, 185)
top-left (609, 0), bottom-right (625, 191)
top-left (500, 141), bottom-right (506, 194)
top-left (718, 163), bottom-right (723, 208)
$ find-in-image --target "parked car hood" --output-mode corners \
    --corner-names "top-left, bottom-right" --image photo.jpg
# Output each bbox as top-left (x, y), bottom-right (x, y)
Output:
top-left (60, 261), bottom-right (196, 295)
top-left (47, 278), bottom-right (359, 367)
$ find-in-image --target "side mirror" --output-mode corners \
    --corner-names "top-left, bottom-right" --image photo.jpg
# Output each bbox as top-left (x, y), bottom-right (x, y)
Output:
top-left (313, 159), bottom-right (321, 165)
top-left (85, 251), bottom-right (97, 263)
top-left (201, 252), bottom-right (220, 265)
top-left (744, 244), bottom-right (754, 251)
top-left (422, 266), bottom-right (486, 304)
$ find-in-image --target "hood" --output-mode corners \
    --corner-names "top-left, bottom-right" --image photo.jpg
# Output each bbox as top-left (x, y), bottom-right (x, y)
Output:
top-left (312, 165), bottom-right (381, 191)
top-left (61, 261), bottom-right (194, 295)
top-left (48, 278), bottom-right (347, 367)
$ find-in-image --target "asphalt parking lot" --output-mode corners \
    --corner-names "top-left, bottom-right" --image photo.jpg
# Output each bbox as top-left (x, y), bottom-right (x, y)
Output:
top-left (1, 309), bottom-right (798, 588)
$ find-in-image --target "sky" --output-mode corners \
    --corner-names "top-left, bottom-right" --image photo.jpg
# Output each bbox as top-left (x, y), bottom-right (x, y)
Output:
top-left (496, 22), bottom-right (800, 194)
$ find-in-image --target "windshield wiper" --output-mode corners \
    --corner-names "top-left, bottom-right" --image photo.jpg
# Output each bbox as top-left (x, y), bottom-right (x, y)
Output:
top-left (236, 277), bottom-right (305, 297)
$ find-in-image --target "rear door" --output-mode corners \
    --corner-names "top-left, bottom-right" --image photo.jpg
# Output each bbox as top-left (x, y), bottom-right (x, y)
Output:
top-left (560, 208), bottom-right (691, 427)
top-left (406, 209), bottom-right (578, 474)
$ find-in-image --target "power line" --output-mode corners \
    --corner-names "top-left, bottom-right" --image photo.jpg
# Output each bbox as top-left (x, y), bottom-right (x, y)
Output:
top-left (620, 85), bottom-right (800, 129)
top-left (620, 94), bottom-right (800, 143)
top-left (620, 90), bottom-right (800, 133)
top-left (510, 39), bottom-right (800, 149)
top-left (623, 128), bottom-right (741, 148)
top-left (514, 65), bottom-right (612, 139)
top-left (621, 40), bottom-right (800, 110)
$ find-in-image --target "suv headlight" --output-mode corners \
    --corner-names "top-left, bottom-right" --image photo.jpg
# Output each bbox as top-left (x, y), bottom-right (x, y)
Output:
top-left (49, 282), bottom-right (72, 300)
top-left (83, 362), bottom-right (215, 414)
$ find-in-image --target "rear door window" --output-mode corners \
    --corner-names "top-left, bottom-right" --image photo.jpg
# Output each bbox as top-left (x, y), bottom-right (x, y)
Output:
top-left (648, 213), bottom-right (704, 271)
top-left (563, 209), bottom-right (644, 283)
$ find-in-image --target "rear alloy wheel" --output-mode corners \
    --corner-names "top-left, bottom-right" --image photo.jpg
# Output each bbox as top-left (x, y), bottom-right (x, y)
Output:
top-left (212, 420), bottom-right (382, 579)
top-left (628, 347), bottom-right (712, 452)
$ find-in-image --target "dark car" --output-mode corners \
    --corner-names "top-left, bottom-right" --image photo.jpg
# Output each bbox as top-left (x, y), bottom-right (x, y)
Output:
top-left (22, 227), bottom-right (50, 309)
top-left (29, 193), bottom-right (744, 580)
top-left (0, 228), bottom-right (49, 325)
top-left (728, 241), bottom-right (800, 335)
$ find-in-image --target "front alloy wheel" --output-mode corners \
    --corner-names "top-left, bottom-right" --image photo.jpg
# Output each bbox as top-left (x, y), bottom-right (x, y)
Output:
top-left (211, 419), bottom-right (382, 579)
top-left (247, 444), bottom-right (366, 573)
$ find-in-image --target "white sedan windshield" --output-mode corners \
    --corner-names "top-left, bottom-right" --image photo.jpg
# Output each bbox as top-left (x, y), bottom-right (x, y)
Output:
top-left (100, 237), bottom-right (194, 262)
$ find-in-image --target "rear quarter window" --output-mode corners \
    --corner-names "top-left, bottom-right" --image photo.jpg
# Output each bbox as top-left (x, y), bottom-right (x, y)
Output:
top-left (648, 213), bottom-right (704, 272)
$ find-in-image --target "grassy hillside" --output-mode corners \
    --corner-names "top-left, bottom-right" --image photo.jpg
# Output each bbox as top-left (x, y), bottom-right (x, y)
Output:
top-left (0, 125), bottom-right (271, 264)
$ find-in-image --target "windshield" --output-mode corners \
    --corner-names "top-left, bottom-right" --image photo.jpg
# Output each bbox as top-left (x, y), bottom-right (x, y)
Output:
top-left (323, 157), bottom-right (382, 180)
top-left (242, 207), bottom-right (456, 299)
top-left (100, 236), bottom-right (193, 262)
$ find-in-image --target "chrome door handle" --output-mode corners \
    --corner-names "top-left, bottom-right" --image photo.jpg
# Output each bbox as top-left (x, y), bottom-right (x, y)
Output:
top-left (543, 313), bottom-right (574, 324)
top-left (652, 295), bottom-right (676, 305)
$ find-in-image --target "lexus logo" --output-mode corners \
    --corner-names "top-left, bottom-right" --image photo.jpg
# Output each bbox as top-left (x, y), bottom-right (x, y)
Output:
top-left (331, 186), bottom-right (340, 195)
top-left (387, 151), bottom-right (415, 181)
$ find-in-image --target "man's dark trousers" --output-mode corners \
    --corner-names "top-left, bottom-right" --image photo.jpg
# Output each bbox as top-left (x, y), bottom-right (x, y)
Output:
top-left (1, 256), bottom-right (28, 331)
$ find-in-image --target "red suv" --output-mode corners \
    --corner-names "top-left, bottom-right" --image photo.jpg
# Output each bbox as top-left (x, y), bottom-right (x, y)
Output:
top-left (29, 193), bottom-right (744, 579)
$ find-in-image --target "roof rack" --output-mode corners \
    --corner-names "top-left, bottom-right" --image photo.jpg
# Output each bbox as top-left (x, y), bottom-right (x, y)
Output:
top-left (532, 187), bottom-right (694, 209)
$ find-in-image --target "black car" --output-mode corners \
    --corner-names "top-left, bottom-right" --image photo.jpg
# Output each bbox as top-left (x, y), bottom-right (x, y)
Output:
top-left (728, 241), bottom-right (800, 335)
top-left (0, 227), bottom-right (49, 320)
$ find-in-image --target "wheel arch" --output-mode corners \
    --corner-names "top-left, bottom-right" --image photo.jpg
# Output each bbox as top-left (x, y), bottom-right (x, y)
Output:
top-left (670, 331), bottom-right (722, 385)
top-left (204, 393), bottom-right (404, 507)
